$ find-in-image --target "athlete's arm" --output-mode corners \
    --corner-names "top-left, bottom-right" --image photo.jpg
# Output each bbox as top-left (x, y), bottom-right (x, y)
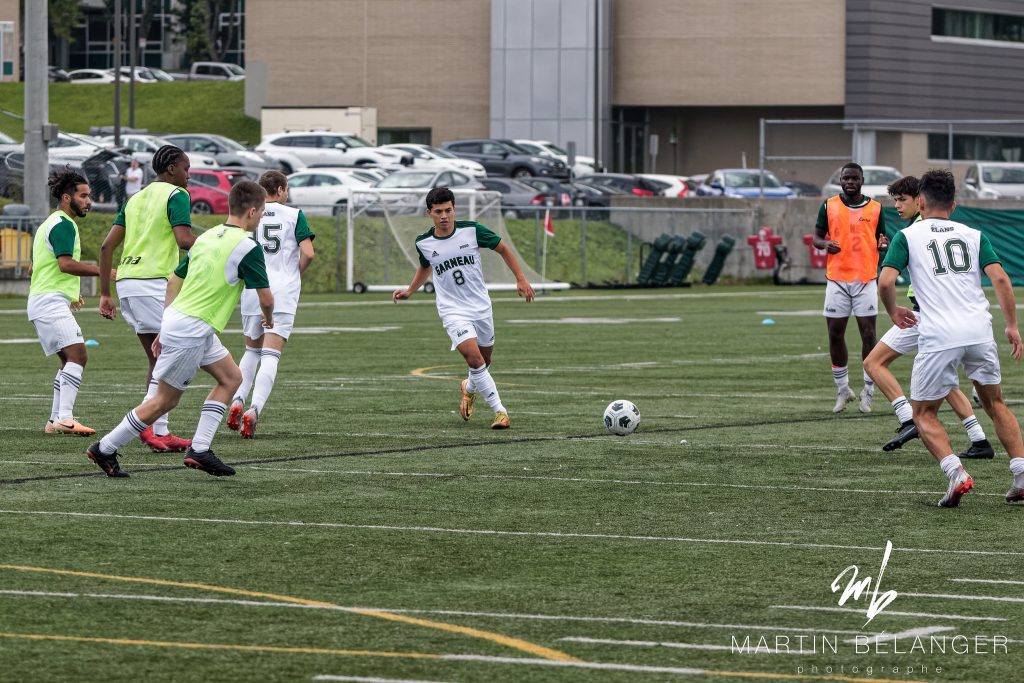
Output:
top-left (257, 287), bottom-right (275, 329)
top-left (984, 262), bottom-right (1022, 360)
top-left (164, 274), bottom-right (184, 309)
top-left (298, 238), bottom-right (315, 275)
top-left (99, 224), bottom-right (126, 319)
top-left (875, 209), bottom-right (889, 251)
top-left (393, 265), bottom-right (431, 303)
top-left (494, 241), bottom-right (535, 302)
top-left (56, 254), bottom-right (100, 277)
top-left (878, 266), bottom-right (916, 330)
top-left (172, 224), bottom-right (196, 250)
top-left (812, 202), bottom-right (840, 253)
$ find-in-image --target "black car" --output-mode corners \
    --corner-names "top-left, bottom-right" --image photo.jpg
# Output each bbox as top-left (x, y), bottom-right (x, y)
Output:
top-left (479, 178), bottom-right (551, 218)
top-left (440, 139), bottom-right (568, 179)
top-left (570, 182), bottom-right (627, 219)
top-left (575, 173), bottom-right (669, 197)
top-left (518, 177), bottom-right (576, 206)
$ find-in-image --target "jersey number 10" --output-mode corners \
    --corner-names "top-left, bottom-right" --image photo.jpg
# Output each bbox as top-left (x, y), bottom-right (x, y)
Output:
top-left (926, 238), bottom-right (971, 275)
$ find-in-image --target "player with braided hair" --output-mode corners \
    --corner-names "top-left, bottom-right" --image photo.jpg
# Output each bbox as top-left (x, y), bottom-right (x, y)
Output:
top-left (98, 145), bottom-right (197, 453)
top-left (28, 167), bottom-right (111, 435)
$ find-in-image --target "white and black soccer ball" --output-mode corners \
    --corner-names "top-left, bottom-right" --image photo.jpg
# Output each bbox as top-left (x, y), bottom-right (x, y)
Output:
top-left (603, 400), bottom-right (640, 436)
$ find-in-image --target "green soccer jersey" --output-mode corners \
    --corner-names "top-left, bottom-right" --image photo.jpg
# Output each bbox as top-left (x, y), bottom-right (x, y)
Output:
top-left (116, 181), bottom-right (191, 281)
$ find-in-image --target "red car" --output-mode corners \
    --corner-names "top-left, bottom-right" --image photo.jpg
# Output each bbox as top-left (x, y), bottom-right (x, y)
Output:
top-left (186, 169), bottom-right (249, 214)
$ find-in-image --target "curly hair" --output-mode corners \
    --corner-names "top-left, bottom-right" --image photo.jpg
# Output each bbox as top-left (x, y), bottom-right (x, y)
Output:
top-left (48, 165), bottom-right (88, 202)
top-left (152, 144), bottom-right (186, 174)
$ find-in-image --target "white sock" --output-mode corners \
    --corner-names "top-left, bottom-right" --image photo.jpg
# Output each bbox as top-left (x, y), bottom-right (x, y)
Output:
top-left (250, 349), bottom-right (281, 413)
top-left (961, 415), bottom-right (986, 443)
top-left (236, 346), bottom-right (261, 403)
top-left (57, 362), bottom-right (84, 421)
top-left (99, 409), bottom-right (149, 455)
top-left (832, 366), bottom-right (849, 392)
top-left (465, 363), bottom-right (489, 394)
top-left (469, 364), bottom-right (505, 413)
top-left (191, 400), bottom-right (227, 452)
top-left (862, 370), bottom-right (874, 395)
top-left (1010, 457), bottom-right (1024, 488)
top-left (891, 396), bottom-right (913, 424)
top-left (49, 370), bottom-right (62, 421)
top-left (939, 454), bottom-right (963, 480)
top-left (145, 378), bottom-right (170, 436)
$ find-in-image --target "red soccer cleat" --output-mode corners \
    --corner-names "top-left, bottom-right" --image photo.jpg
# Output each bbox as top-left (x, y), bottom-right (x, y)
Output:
top-left (160, 433), bottom-right (193, 453)
top-left (226, 398), bottom-right (244, 432)
top-left (139, 426), bottom-right (171, 453)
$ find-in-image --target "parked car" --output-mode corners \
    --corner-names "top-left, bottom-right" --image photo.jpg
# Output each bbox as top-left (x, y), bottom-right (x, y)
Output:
top-left (513, 139), bottom-right (601, 177)
top-left (783, 180), bottom-right (822, 197)
top-left (440, 139), bottom-right (568, 179)
top-left (637, 173), bottom-right (690, 197)
top-left (48, 66), bottom-right (70, 82)
top-left (255, 132), bottom-right (411, 173)
top-left (286, 169), bottom-right (372, 216)
top-left (570, 181), bottom-right (627, 218)
top-left (173, 61), bottom-right (245, 81)
top-left (479, 177), bottom-right (551, 217)
top-left (373, 169), bottom-right (484, 191)
top-left (67, 68), bottom-right (116, 84)
top-left (696, 169), bottom-right (796, 198)
top-left (381, 143), bottom-right (486, 177)
top-left (164, 133), bottom-right (278, 169)
top-left (99, 134), bottom-right (219, 170)
top-left (961, 162), bottom-right (1024, 199)
top-left (311, 166), bottom-right (391, 184)
top-left (107, 66), bottom-right (158, 83)
top-left (575, 173), bottom-right (669, 197)
top-left (187, 168), bottom-right (250, 214)
top-left (518, 177), bottom-right (575, 206)
top-left (821, 165), bottom-right (901, 199)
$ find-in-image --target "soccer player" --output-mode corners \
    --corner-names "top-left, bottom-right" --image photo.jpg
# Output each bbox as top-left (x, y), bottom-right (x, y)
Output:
top-left (227, 170), bottom-right (315, 438)
top-left (86, 181), bottom-right (274, 478)
top-left (98, 145), bottom-right (195, 453)
top-left (813, 162), bottom-right (887, 413)
top-left (392, 187), bottom-right (535, 429)
top-left (865, 175), bottom-right (992, 457)
top-left (28, 167), bottom-right (106, 436)
top-left (879, 169), bottom-right (1024, 507)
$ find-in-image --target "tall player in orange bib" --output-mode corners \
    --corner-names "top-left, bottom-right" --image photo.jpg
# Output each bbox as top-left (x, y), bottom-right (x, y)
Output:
top-left (812, 162), bottom-right (888, 413)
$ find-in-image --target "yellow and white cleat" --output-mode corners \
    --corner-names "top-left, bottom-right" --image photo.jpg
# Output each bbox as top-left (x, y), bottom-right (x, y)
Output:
top-left (490, 411), bottom-right (511, 430)
top-left (44, 420), bottom-right (60, 434)
top-left (54, 418), bottom-right (97, 437)
top-left (459, 379), bottom-right (476, 421)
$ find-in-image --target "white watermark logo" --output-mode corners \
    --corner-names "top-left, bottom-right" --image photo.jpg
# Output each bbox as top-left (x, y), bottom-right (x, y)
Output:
top-left (830, 540), bottom-right (898, 627)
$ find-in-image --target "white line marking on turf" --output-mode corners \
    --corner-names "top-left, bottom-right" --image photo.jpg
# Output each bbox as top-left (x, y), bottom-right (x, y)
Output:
top-left (841, 626), bottom-right (954, 645)
top-left (951, 578), bottom-right (1024, 586)
top-left (2, 509), bottom-right (1022, 557)
top-left (506, 317), bottom-right (680, 324)
top-left (243, 467), bottom-right (1011, 498)
top-left (313, 677), bottom-right (452, 683)
top-left (770, 605), bottom-right (1005, 622)
top-left (902, 592), bottom-right (1024, 604)
top-left (558, 636), bottom-right (813, 654)
top-left (222, 326), bottom-right (401, 334)
top-left (0, 338), bottom-right (39, 344)
top-left (441, 654), bottom-right (707, 675)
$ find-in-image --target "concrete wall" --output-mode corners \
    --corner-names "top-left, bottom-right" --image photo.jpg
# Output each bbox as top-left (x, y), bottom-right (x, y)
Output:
top-left (0, 0), bottom-right (17, 83)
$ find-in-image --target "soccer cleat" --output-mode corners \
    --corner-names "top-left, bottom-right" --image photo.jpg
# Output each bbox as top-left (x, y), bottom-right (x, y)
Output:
top-left (54, 419), bottom-right (96, 437)
top-left (490, 411), bottom-right (511, 430)
top-left (858, 387), bottom-right (874, 414)
top-left (183, 448), bottom-right (236, 476)
top-left (832, 387), bottom-right (856, 413)
top-left (1006, 487), bottom-right (1024, 503)
top-left (883, 420), bottom-right (919, 452)
top-left (44, 420), bottom-right (59, 434)
top-left (938, 469), bottom-right (973, 508)
top-left (85, 442), bottom-right (129, 478)
top-left (226, 398), bottom-right (244, 431)
top-left (959, 439), bottom-right (995, 460)
top-left (160, 433), bottom-right (192, 453)
top-left (139, 426), bottom-right (171, 453)
top-left (240, 407), bottom-right (258, 439)
top-left (459, 379), bottom-right (476, 421)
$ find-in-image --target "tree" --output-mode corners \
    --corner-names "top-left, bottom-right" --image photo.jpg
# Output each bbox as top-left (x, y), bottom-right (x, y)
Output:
top-left (172, 0), bottom-right (241, 64)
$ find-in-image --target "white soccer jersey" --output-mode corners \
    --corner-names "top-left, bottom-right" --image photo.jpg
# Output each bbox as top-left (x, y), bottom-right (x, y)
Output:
top-left (882, 218), bottom-right (1001, 352)
top-left (415, 220), bottom-right (501, 320)
top-left (240, 202), bottom-right (314, 316)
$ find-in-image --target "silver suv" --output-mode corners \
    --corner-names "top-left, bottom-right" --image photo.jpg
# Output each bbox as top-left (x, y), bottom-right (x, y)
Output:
top-left (256, 132), bottom-right (412, 173)
top-left (962, 162), bottom-right (1024, 199)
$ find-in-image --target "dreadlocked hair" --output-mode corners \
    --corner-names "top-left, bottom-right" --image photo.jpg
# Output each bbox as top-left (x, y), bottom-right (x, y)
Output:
top-left (48, 165), bottom-right (87, 202)
top-left (152, 145), bottom-right (186, 174)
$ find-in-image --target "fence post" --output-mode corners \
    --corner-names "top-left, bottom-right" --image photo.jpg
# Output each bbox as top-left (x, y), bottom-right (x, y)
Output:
top-left (335, 211), bottom-right (344, 293)
top-left (626, 229), bottom-right (632, 284)
top-left (534, 211), bottom-right (541, 271)
top-left (581, 211), bottom-right (588, 285)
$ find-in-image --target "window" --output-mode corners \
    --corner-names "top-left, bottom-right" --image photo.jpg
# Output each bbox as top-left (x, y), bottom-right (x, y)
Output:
top-left (314, 175), bottom-right (341, 187)
top-left (927, 133), bottom-right (1024, 161)
top-left (451, 172), bottom-right (470, 186)
top-left (481, 142), bottom-right (506, 156)
top-left (189, 173), bottom-right (218, 187)
top-left (932, 8), bottom-right (1024, 46)
top-left (378, 128), bottom-right (431, 145)
top-left (288, 174), bottom-right (313, 188)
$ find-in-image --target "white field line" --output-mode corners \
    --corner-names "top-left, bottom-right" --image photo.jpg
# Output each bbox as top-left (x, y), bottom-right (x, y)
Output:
top-left (901, 592), bottom-right (1024, 604)
top-left (0, 460), bottom-right (83, 466)
top-left (505, 317), bottom-right (681, 324)
top-left (312, 676), bottom-right (451, 683)
top-left (243, 467), bottom-right (1011, 498)
top-left (770, 605), bottom-right (1006, 622)
top-left (951, 578), bottom-right (1024, 586)
top-left (2, 509), bottom-right (1023, 557)
top-left (296, 290), bottom-right (818, 308)
top-left (441, 655), bottom-right (707, 675)
top-left (559, 637), bottom-right (813, 654)
top-left (841, 626), bottom-right (955, 645)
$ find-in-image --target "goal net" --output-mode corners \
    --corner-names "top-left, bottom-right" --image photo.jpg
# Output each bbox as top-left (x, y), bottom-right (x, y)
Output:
top-left (345, 188), bottom-right (568, 292)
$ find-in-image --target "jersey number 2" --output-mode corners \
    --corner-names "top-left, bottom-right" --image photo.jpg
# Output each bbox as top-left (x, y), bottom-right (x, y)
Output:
top-left (259, 224), bottom-right (282, 254)
top-left (926, 238), bottom-right (971, 275)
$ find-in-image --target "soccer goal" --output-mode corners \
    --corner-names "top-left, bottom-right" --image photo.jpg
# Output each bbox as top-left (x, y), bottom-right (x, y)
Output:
top-left (345, 188), bottom-right (569, 293)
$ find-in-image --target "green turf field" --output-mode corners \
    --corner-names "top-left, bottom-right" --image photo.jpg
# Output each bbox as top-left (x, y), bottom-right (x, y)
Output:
top-left (0, 286), bottom-right (1021, 682)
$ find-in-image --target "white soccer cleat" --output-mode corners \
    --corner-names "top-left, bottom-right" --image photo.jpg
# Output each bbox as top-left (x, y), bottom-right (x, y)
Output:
top-left (858, 387), bottom-right (874, 413)
top-left (833, 387), bottom-right (856, 413)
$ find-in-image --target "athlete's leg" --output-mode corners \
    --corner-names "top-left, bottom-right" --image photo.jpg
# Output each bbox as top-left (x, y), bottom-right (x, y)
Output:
top-left (191, 355), bottom-right (242, 452)
top-left (98, 380), bottom-right (184, 456)
top-left (863, 342), bottom-right (904, 402)
top-left (975, 383), bottom-right (1024, 458)
top-left (458, 338), bottom-right (505, 414)
top-left (250, 333), bottom-right (285, 414)
top-left (826, 316), bottom-right (850, 368)
top-left (235, 335), bottom-right (264, 405)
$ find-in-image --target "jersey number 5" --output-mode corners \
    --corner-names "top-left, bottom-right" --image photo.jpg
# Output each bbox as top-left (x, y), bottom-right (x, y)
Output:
top-left (258, 224), bottom-right (282, 255)
top-left (926, 238), bottom-right (971, 275)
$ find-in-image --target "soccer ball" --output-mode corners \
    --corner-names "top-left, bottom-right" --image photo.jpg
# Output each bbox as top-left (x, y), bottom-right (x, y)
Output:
top-left (603, 400), bottom-right (640, 436)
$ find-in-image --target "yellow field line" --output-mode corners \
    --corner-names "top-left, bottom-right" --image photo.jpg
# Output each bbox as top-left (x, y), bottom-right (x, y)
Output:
top-left (0, 564), bottom-right (578, 662)
top-left (411, 364), bottom-right (464, 380)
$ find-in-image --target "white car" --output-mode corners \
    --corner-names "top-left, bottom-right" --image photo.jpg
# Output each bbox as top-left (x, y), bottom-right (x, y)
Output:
top-left (822, 165), bottom-right (902, 200)
top-left (107, 67), bottom-right (158, 84)
top-left (256, 132), bottom-right (413, 173)
top-left (514, 139), bottom-right (600, 177)
top-left (373, 169), bottom-right (484, 191)
top-left (286, 169), bottom-right (373, 215)
top-left (67, 69), bottom-right (116, 84)
top-left (637, 173), bottom-right (691, 197)
top-left (381, 143), bottom-right (486, 177)
top-left (961, 162), bottom-right (1024, 199)
top-left (99, 134), bottom-right (220, 169)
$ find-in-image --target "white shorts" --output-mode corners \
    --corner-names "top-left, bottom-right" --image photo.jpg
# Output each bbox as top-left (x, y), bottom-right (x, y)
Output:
top-left (443, 316), bottom-right (495, 351)
top-left (878, 314), bottom-right (921, 356)
top-left (152, 335), bottom-right (230, 391)
top-left (32, 311), bottom-right (84, 356)
top-left (121, 295), bottom-right (164, 334)
top-left (242, 313), bottom-right (295, 341)
top-left (911, 341), bottom-right (1001, 401)
top-left (823, 280), bottom-right (878, 318)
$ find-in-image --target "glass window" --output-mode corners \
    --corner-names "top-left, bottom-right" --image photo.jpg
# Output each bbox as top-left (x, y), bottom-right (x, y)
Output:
top-left (481, 142), bottom-right (506, 155)
top-left (927, 133), bottom-right (1024, 161)
top-left (450, 172), bottom-right (469, 186)
top-left (314, 175), bottom-right (341, 187)
top-left (378, 172), bottom-right (436, 188)
top-left (288, 174), bottom-right (313, 188)
top-left (981, 165), bottom-right (1024, 183)
top-left (378, 128), bottom-right (431, 145)
top-left (933, 8), bottom-right (1024, 44)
